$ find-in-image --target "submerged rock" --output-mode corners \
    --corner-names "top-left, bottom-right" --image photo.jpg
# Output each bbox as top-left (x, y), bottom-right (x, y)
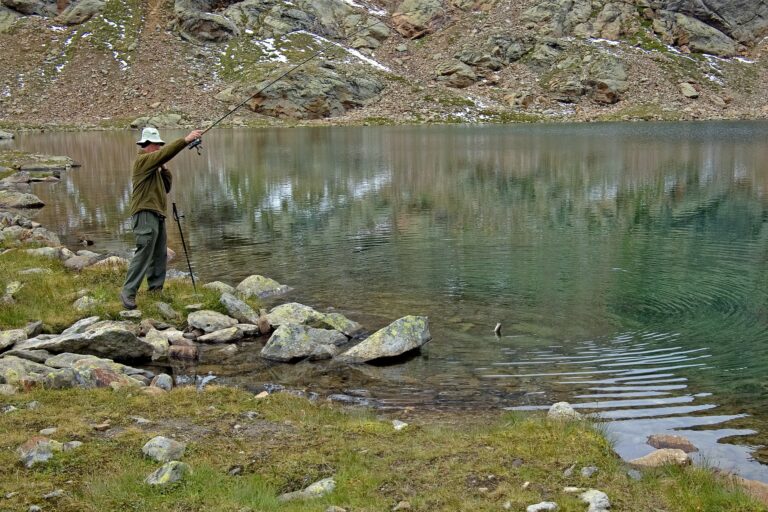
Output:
top-left (647, 434), bottom-right (698, 453)
top-left (336, 316), bottom-right (430, 363)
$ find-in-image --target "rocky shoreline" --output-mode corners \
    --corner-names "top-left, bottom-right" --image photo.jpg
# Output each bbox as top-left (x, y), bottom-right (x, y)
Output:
top-left (2, 148), bottom-right (768, 509)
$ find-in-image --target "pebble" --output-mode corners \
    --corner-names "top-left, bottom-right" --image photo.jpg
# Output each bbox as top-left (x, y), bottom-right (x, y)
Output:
top-left (563, 464), bottom-right (576, 477)
top-left (132, 416), bottom-right (151, 425)
top-left (92, 421), bottom-right (111, 431)
top-left (325, 507), bottom-right (347, 512)
top-left (547, 402), bottom-right (582, 420)
top-left (522, 481), bottom-right (530, 489)
top-left (392, 501), bottom-right (411, 511)
top-left (2, 405), bottom-right (18, 414)
top-left (39, 428), bottom-right (57, 436)
top-left (255, 391), bottom-right (269, 399)
top-left (627, 469), bottom-right (642, 481)
top-left (185, 303), bottom-right (203, 311)
top-left (29, 506), bottom-right (42, 512)
top-left (581, 466), bottom-right (599, 478)
top-left (62, 441), bottom-right (83, 451)
top-left (27, 401), bottom-right (40, 410)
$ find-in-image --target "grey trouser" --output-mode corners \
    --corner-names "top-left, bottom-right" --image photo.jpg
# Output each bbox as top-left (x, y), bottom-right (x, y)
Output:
top-left (122, 210), bottom-right (166, 298)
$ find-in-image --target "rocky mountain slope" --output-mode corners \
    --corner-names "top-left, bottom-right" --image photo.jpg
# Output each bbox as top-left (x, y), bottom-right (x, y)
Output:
top-left (1, 0), bottom-right (768, 128)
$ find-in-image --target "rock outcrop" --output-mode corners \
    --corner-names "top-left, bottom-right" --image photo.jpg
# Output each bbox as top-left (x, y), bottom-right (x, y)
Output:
top-left (336, 315), bottom-right (430, 363)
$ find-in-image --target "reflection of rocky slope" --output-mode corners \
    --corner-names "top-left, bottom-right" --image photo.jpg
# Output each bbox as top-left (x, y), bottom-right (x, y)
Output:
top-left (0, 0), bottom-right (767, 125)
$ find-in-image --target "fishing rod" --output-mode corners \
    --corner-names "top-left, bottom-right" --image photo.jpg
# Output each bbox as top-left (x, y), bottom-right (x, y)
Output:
top-left (187, 9), bottom-right (418, 154)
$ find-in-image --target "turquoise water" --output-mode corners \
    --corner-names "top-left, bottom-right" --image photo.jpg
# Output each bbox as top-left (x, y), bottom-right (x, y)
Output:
top-left (13, 122), bottom-right (768, 480)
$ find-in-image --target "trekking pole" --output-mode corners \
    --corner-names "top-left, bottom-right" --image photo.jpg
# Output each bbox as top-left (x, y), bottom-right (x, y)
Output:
top-left (172, 202), bottom-right (197, 293)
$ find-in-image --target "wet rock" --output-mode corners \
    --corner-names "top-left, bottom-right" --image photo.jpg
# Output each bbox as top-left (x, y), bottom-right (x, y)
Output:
top-left (57, 0), bottom-right (104, 24)
top-left (142, 436), bottom-right (186, 462)
top-left (145, 461), bottom-right (191, 485)
top-left (198, 326), bottom-right (243, 344)
top-left (187, 310), bottom-right (238, 333)
top-left (220, 292), bottom-right (258, 324)
top-left (0, 129), bottom-right (14, 139)
top-left (143, 328), bottom-right (170, 361)
top-left (236, 323), bottom-right (260, 337)
top-left (17, 321), bottom-right (152, 362)
top-left (262, 324), bottom-right (347, 362)
top-left (547, 402), bottom-right (582, 420)
top-left (278, 477), bottom-right (336, 502)
top-left (629, 449), bottom-right (691, 468)
top-left (0, 190), bottom-right (44, 208)
top-left (169, 345), bottom-right (198, 361)
top-left (526, 503), bottom-right (558, 512)
top-left (647, 434), bottom-right (698, 453)
top-left (18, 437), bottom-right (54, 468)
top-left (336, 316), bottom-right (431, 363)
top-left (580, 489), bottom-right (610, 512)
top-left (151, 373), bottom-right (173, 391)
top-left (0, 328), bottom-right (27, 351)
top-left (327, 394), bottom-right (373, 406)
top-left (319, 312), bottom-right (363, 337)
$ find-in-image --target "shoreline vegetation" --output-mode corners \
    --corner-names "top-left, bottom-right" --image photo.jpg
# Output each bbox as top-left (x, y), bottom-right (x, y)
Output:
top-left (1, 151), bottom-right (768, 510)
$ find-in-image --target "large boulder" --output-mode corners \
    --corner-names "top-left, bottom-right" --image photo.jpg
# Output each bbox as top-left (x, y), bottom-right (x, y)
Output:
top-left (0, 6), bottom-right (20, 32)
top-left (435, 61), bottom-right (478, 88)
top-left (245, 65), bottom-right (384, 120)
top-left (521, 0), bottom-right (592, 37)
top-left (222, 0), bottom-right (356, 39)
top-left (629, 448), bottom-right (691, 468)
top-left (16, 321), bottom-right (152, 362)
top-left (261, 324), bottom-right (348, 362)
top-left (267, 303), bottom-right (363, 337)
top-left (1, 0), bottom-right (56, 16)
top-left (220, 292), bottom-right (258, 324)
top-left (173, 0), bottom-right (239, 42)
top-left (236, 274), bottom-right (290, 299)
top-left (57, 0), bottom-right (104, 24)
top-left (392, 0), bottom-right (444, 39)
top-left (0, 190), bottom-right (44, 208)
top-left (660, 0), bottom-right (768, 44)
top-left (653, 10), bottom-right (738, 56)
top-left (336, 316), bottom-right (430, 363)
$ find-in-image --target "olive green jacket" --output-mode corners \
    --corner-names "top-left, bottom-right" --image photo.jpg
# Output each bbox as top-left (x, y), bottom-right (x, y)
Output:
top-left (128, 138), bottom-right (186, 217)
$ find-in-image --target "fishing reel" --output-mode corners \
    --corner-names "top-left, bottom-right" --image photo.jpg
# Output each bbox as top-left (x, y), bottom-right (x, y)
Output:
top-left (187, 138), bottom-right (202, 155)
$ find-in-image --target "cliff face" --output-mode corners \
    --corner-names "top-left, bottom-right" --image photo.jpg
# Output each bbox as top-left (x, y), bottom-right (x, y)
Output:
top-left (0, 0), bottom-right (767, 127)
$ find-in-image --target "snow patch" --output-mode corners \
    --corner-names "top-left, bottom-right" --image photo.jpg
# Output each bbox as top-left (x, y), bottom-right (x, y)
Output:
top-left (50, 25), bottom-right (67, 32)
top-left (340, 0), bottom-right (388, 16)
top-left (255, 37), bottom-right (288, 63)
top-left (588, 37), bottom-right (620, 46)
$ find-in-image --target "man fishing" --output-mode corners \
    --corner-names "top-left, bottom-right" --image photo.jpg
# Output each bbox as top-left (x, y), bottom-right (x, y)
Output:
top-left (120, 127), bottom-right (203, 310)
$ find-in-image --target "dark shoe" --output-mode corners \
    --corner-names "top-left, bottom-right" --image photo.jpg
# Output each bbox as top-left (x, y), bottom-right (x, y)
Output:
top-left (120, 291), bottom-right (137, 310)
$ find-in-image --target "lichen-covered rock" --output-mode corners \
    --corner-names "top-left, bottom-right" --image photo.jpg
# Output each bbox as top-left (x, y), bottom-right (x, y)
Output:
top-left (73, 296), bottom-right (100, 312)
top-left (0, 190), bottom-right (45, 208)
top-left (393, 0), bottom-right (444, 39)
top-left (57, 0), bottom-right (104, 24)
top-left (145, 461), bottom-right (191, 485)
top-left (547, 401), bottom-right (582, 420)
top-left (17, 436), bottom-right (55, 468)
top-left (187, 310), bottom-right (238, 333)
top-left (60, 316), bottom-right (100, 336)
top-left (336, 316), bottom-right (430, 363)
top-left (319, 312), bottom-right (363, 338)
top-left (143, 328), bottom-right (170, 361)
top-left (278, 477), bottom-right (336, 502)
top-left (236, 274), bottom-right (290, 299)
top-left (202, 281), bottom-right (235, 295)
top-left (629, 448), bottom-right (691, 468)
top-left (0, 356), bottom-right (52, 386)
top-left (142, 436), bottom-right (186, 462)
top-left (220, 292), bottom-right (258, 324)
top-left (16, 321), bottom-right (151, 362)
top-left (261, 324), bottom-right (348, 362)
top-left (267, 303), bottom-right (323, 327)
top-left (245, 65), bottom-right (384, 120)
top-left (197, 326), bottom-right (243, 344)
top-left (0, 328), bottom-right (27, 351)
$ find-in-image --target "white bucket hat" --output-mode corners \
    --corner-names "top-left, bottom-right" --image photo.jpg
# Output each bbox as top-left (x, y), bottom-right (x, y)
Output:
top-left (136, 127), bottom-right (165, 146)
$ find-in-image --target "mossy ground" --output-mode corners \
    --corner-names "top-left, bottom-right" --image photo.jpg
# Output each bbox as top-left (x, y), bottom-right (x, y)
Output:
top-left (0, 250), bottom-right (260, 332)
top-left (0, 388), bottom-right (764, 511)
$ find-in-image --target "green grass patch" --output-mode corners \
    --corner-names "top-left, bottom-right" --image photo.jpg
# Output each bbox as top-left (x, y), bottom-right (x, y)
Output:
top-left (0, 250), bottom-right (257, 331)
top-left (0, 388), bottom-right (763, 511)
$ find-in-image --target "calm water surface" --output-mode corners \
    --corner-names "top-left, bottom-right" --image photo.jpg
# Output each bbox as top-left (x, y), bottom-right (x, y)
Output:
top-left (11, 122), bottom-right (768, 480)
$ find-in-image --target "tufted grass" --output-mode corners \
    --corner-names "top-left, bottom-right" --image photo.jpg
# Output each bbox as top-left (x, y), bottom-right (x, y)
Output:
top-left (0, 250), bottom-right (253, 332)
top-left (0, 388), bottom-right (764, 511)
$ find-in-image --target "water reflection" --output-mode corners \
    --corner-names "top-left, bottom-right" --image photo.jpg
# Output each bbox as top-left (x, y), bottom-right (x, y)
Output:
top-left (13, 122), bottom-right (768, 481)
